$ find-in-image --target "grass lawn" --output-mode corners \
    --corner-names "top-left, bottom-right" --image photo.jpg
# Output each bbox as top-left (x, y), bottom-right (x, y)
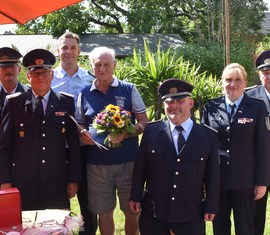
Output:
top-left (71, 195), bottom-right (270, 235)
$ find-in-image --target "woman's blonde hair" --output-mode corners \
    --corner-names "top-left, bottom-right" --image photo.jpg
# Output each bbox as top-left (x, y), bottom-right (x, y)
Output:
top-left (221, 63), bottom-right (247, 81)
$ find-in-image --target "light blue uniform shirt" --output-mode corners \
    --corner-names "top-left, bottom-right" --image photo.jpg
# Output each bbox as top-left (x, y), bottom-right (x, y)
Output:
top-left (52, 66), bottom-right (95, 105)
top-left (170, 118), bottom-right (193, 153)
top-left (225, 94), bottom-right (244, 116)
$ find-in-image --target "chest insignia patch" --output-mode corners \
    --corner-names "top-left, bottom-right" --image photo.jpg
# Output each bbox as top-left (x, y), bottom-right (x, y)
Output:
top-left (237, 118), bottom-right (253, 124)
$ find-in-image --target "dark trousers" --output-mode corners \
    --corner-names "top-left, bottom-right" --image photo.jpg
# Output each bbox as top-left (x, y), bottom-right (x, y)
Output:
top-left (254, 191), bottom-right (268, 235)
top-left (213, 189), bottom-right (255, 235)
top-left (139, 210), bottom-right (205, 235)
top-left (21, 192), bottom-right (70, 211)
top-left (78, 146), bottom-right (97, 235)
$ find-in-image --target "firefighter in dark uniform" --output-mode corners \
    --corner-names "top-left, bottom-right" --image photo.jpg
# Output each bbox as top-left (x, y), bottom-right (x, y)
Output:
top-left (0, 49), bottom-right (82, 210)
top-left (246, 50), bottom-right (270, 235)
top-left (130, 78), bottom-right (220, 235)
top-left (0, 47), bottom-right (29, 121)
top-left (202, 63), bottom-right (270, 235)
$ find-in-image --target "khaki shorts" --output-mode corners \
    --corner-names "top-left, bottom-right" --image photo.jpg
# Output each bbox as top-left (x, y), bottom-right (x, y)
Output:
top-left (87, 161), bottom-right (134, 214)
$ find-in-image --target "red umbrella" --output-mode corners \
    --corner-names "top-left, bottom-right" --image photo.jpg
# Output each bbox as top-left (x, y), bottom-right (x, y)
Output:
top-left (0, 0), bottom-right (82, 25)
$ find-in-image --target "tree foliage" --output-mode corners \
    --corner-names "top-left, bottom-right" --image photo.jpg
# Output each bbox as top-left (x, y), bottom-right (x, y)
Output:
top-left (16, 4), bottom-right (91, 37)
top-left (177, 41), bottom-right (257, 83)
top-left (228, 0), bottom-right (267, 43)
top-left (14, 0), bottom-right (267, 43)
top-left (14, 0), bottom-right (268, 86)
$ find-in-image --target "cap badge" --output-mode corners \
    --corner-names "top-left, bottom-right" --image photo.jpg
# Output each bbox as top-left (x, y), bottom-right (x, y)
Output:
top-left (35, 59), bottom-right (44, 65)
top-left (264, 59), bottom-right (270, 65)
top-left (169, 87), bottom-right (178, 94)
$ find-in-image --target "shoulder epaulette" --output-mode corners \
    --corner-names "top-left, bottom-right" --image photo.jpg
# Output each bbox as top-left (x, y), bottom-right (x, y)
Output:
top-left (60, 92), bottom-right (74, 98)
top-left (245, 85), bottom-right (258, 91)
top-left (205, 97), bottom-right (220, 103)
top-left (203, 124), bottom-right (218, 133)
top-left (6, 92), bottom-right (22, 100)
top-left (249, 96), bottom-right (264, 102)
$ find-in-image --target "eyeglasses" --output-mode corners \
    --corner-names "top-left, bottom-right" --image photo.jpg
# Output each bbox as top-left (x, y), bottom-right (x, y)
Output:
top-left (29, 70), bottom-right (51, 78)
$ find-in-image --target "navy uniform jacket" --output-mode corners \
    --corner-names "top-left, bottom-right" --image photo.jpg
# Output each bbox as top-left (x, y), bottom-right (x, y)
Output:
top-left (246, 85), bottom-right (270, 113)
top-left (130, 120), bottom-right (220, 223)
top-left (201, 94), bottom-right (270, 190)
top-left (0, 89), bottom-right (82, 210)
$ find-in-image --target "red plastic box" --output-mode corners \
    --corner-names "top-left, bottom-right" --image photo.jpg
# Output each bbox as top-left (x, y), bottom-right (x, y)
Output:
top-left (0, 188), bottom-right (22, 232)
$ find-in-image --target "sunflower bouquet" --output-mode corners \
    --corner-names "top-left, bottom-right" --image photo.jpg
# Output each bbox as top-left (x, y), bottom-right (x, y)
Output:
top-left (92, 104), bottom-right (135, 147)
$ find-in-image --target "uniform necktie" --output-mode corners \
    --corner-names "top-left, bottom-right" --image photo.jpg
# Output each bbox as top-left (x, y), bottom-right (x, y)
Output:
top-left (36, 96), bottom-right (44, 117)
top-left (229, 103), bottom-right (236, 118)
top-left (175, 126), bottom-right (185, 153)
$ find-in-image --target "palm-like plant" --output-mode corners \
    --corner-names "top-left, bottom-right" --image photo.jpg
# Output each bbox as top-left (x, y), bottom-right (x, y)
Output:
top-left (184, 66), bottom-right (222, 121)
top-left (115, 41), bottom-right (222, 121)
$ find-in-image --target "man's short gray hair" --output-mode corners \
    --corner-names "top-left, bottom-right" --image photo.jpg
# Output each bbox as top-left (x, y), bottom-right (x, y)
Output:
top-left (89, 47), bottom-right (116, 64)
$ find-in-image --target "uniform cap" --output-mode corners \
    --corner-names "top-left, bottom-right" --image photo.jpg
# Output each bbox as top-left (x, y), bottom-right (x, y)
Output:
top-left (255, 50), bottom-right (270, 71)
top-left (158, 78), bottom-right (194, 101)
top-left (0, 47), bottom-right (22, 65)
top-left (22, 49), bottom-right (56, 71)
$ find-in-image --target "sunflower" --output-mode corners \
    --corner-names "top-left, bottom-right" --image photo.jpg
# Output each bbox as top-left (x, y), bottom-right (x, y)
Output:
top-left (93, 104), bottom-right (136, 147)
top-left (113, 114), bottom-right (125, 128)
top-left (106, 104), bottom-right (120, 114)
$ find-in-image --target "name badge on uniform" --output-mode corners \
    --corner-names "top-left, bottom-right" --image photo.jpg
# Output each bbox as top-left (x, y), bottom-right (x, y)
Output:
top-left (238, 118), bottom-right (253, 124)
top-left (213, 112), bottom-right (221, 121)
top-left (55, 112), bottom-right (66, 116)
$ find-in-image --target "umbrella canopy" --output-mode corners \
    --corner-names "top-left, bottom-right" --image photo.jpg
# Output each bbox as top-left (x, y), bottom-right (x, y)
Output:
top-left (0, 0), bottom-right (82, 25)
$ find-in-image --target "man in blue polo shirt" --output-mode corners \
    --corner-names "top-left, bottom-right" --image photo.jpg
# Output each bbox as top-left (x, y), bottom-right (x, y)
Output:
top-left (76, 46), bottom-right (148, 235)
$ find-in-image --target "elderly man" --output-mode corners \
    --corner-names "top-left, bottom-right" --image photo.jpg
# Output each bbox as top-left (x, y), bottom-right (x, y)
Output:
top-left (76, 46), bottom-right (148, 235)
top-left (0, 49), bottom-right (82, 210)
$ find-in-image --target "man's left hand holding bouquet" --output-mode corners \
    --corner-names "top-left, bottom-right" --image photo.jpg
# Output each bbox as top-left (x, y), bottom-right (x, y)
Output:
top-left (108, 131), bottom-right (129, 145)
